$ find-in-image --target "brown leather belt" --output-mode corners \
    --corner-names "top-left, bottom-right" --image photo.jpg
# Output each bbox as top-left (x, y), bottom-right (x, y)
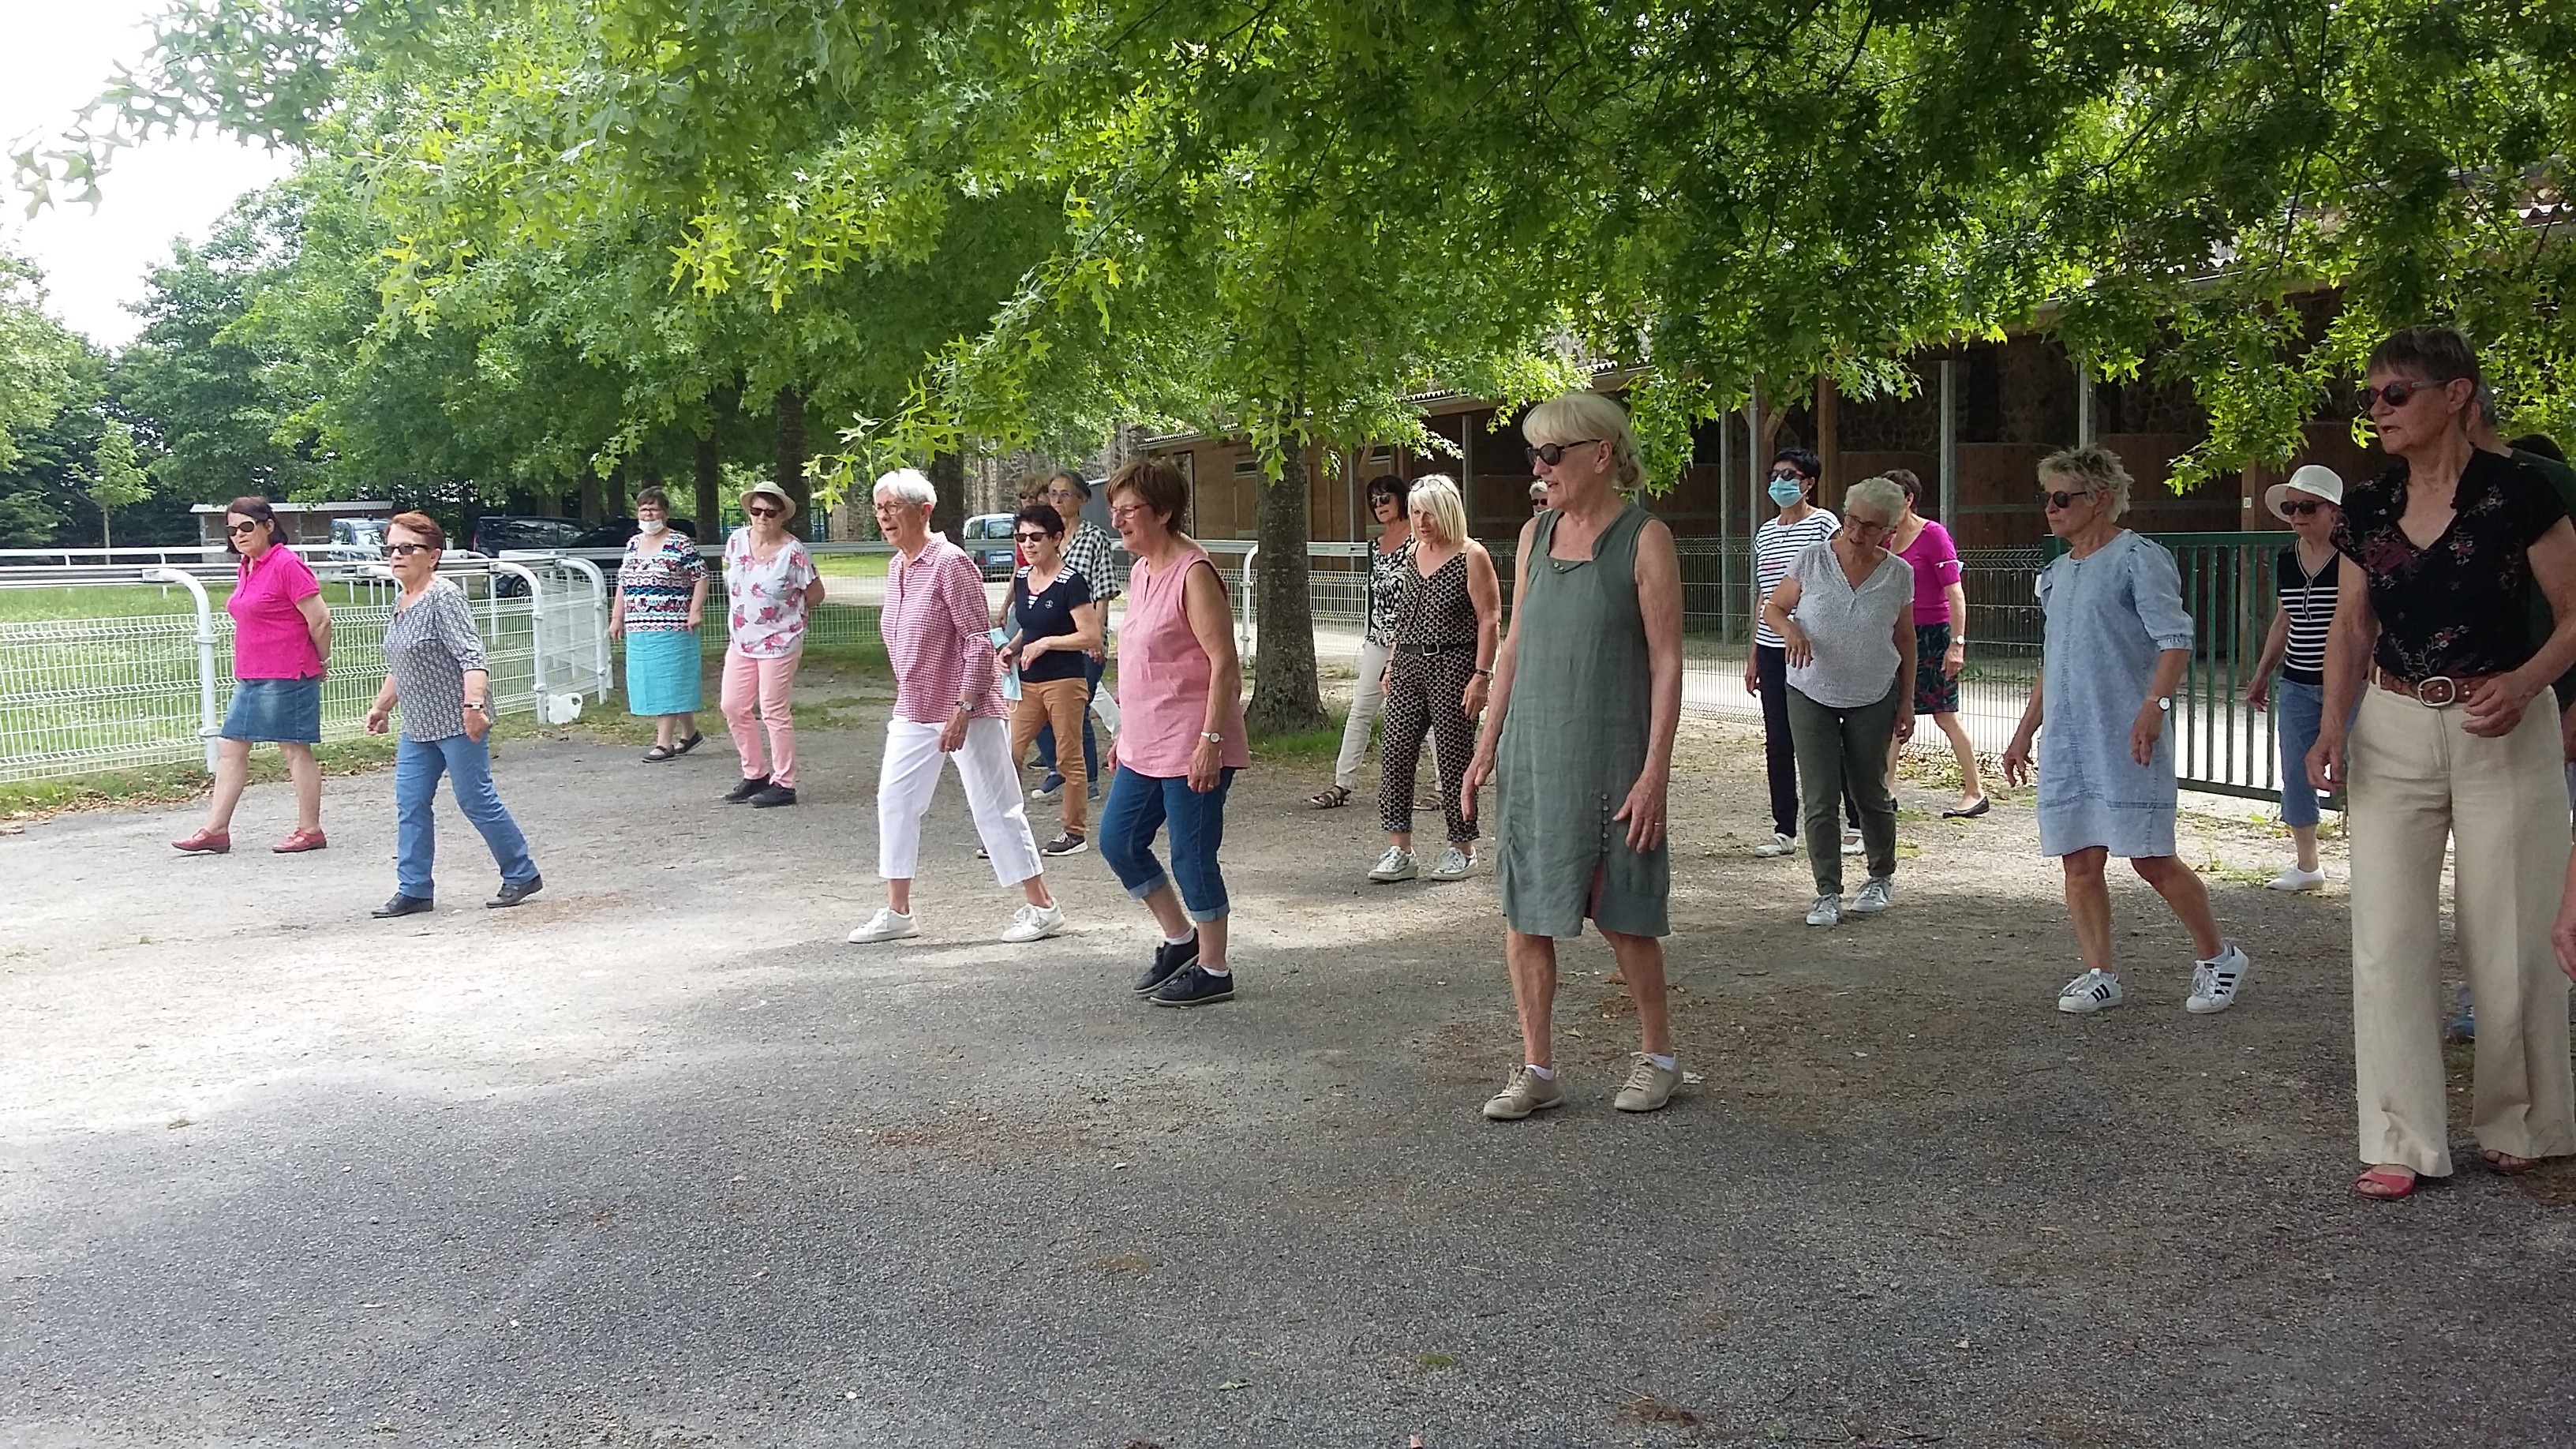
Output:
top-left (2372, 667), bottom-right (2499, 707)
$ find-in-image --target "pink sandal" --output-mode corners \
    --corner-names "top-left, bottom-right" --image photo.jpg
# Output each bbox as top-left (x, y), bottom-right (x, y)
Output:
top-left (2353, 1165), bottom-right (2418, 1200)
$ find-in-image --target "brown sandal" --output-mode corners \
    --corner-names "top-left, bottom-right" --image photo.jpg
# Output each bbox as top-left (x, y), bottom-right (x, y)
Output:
top-left (1309, 784), bottom-right (1352, 809)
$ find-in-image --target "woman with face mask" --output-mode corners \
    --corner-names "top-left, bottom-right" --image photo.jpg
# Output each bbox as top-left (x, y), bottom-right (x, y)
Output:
top-left (608, 486), bottom-right (707, 762)
top-left (1746, 449), bottom-right (1857, 859)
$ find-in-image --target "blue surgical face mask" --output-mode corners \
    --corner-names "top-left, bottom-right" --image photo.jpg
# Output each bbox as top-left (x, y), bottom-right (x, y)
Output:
top-left (1768, 478), bottom-right (1806, 507)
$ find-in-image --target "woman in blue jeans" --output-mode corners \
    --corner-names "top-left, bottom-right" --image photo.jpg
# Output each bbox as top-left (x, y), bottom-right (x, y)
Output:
top-left (363, 511), bottom-right (543, 918)
top-left (1095, 458), bottom-right (1251, 1008)
top-left (2244, 465), bottom-right (2349, 890)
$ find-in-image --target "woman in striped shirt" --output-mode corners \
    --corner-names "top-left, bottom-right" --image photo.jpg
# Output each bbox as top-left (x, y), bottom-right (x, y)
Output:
top-left (1746, 447), bottom-right (1853, 858)
top-left (2242, 465), bottom-right (2346, 892)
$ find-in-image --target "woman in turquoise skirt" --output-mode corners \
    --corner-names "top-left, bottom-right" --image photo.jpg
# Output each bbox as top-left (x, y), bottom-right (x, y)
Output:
top-left (611, 486), bottom-right (708, 762)
top-left (1462, 391), bottom-right (1686, 1121)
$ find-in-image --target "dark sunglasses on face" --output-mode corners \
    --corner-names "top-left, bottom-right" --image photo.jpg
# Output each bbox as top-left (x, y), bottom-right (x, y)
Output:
top-left (1015, 531), bottom-right (1052, 544)
top-left (226, 520), bottom-right (263, 535)
top-left (747, 505), bottom-right (782, 519)
top-left (1369, 493), bottom-right (1398, 507)
top-left (2039, 489), bottom-right (2092, 511)
top-left (2279, 500), bottom-right (2331, 517)
top-left (2358, 379), bottom-right (2439, 413)
top-left (1770, 469), bottom-right (1804, 483)
top-left (385, 542), bottom-right (434, 557)
top-left (1526, 439), bottom-right (1601, 467)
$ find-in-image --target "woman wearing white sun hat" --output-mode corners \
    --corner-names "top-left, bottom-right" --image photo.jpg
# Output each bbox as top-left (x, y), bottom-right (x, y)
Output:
top-left (2241, 463), bottom-right (2350, 891)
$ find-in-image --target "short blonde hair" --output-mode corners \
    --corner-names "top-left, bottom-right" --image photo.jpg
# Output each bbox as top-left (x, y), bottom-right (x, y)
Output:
top-left (2037, 445), bottom-right (2134, 521)
top-left (1406, 474), bottom-right (1469, 545)
top-left (1522, 391), bottom-right (1644, 492)
top-left (1842, 476), bottom-right (1907, 522)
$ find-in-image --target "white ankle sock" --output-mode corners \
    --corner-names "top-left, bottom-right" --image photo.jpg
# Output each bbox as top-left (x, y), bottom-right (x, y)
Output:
top-left (1647, 1053), bottom-right (1676, 1073)
top-left (1164, 930), bottom-right (1195, 946)
top-left (1523, 1063), bottom-right (1556, 1080)
top-left (1199, 964), bottom-right (1230, 977)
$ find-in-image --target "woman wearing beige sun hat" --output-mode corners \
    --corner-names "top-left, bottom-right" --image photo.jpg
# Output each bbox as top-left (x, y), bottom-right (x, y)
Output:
top-left (2241, 463), bottom-right (2349, 891)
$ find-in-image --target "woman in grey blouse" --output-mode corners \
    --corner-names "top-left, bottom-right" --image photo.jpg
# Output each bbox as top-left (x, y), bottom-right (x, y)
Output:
top-left (1761, 476), bottom-right (1915, 926)
top-left (363, 511), bottom-right (543, 918)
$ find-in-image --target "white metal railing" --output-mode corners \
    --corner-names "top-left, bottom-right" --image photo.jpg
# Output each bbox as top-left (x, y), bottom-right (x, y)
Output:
top-left (0, 558), bottom-right (608, 786)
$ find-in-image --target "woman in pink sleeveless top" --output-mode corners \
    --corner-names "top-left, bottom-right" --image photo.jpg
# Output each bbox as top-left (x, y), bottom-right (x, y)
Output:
top-left (1100, 457), bottom-right (1250, 1008)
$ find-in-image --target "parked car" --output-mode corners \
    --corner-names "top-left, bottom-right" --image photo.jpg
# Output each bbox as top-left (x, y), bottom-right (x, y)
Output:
top-left (469, 515), bottom-right (586, 556)
top-left (568, 517), bottom-right (698, 552)
top-left (961, 512), bottom-right (1017, 580)
top-left (324, 517), bottom-right (388, 562)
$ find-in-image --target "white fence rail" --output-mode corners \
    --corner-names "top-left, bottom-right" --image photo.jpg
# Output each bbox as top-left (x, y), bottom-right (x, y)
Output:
top-left (0, 559), bottom-right (608, 786)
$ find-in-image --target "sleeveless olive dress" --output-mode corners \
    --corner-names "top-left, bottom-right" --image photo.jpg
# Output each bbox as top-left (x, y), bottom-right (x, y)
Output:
top-left (1495, 503), bottom-right (1669, 938)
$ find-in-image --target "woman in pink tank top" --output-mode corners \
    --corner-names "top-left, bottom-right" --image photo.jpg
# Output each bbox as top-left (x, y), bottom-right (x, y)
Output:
top-left (1100, 458), bottom-right (1250, 1008)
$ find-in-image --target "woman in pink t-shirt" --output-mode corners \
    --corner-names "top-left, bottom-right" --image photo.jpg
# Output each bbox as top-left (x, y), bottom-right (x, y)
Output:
top-left (174, 496), bottom-right (335, 856)
top-left (1885, 470), bottom-right (1987, 818)
top-left (1100, 457), bottom-right (1250, 1009)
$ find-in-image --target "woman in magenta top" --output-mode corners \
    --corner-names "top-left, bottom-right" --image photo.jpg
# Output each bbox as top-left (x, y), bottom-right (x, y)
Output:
top-left (174, 496), bottom-right (335, 856)
top-left (1099, 455), bottom-right (1250, 1009)
top-left (1886, 470), bottom-right (1986, 817)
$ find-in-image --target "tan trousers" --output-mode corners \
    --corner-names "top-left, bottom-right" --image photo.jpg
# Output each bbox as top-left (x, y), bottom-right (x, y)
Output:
top-left (1010, 676), bottom-right (1090, 836)
top-left (2349, 685), bottom-right (2576, 1174)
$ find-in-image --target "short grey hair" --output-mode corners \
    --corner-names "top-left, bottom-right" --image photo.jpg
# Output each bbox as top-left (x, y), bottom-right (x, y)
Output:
top-left (2037, 444), bottom-right (2135, 522)
top-left (1843, 476), bottom-right (1907, 521)
top-left (872, 467), bottom-right (937, 509)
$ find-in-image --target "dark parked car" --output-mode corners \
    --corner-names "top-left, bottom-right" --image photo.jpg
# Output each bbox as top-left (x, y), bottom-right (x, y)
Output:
top-left (961, 512), bottom-right (1017, 580)
top-left (468, 515), bottom-right (587, 556)
top-left (473, 515), bottom-right (698, 595)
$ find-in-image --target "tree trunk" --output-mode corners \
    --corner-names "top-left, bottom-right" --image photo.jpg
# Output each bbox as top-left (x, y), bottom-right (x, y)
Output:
top-left (775, 388), bottom-right (811, 537)
top-left (695, 437), bottom-right (722, 541)
top-left (928, 451), bottom-right (967, 543)
top-left (579, 468), bottom-right (605, 526)
top-left (99, 508), bottom-right (112, 551)
top-left (607, 465), bottom-right (631, 520)
top-left (1245, 440), bottom-right (1327, 734)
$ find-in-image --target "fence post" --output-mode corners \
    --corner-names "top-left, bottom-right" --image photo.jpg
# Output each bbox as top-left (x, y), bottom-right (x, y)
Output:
top-left (146, 567), bottom-right (221, 773)
top-left (492, 561), bottom-right (546, 706)
top-left (1238, 543), bottom-right (1259, 657)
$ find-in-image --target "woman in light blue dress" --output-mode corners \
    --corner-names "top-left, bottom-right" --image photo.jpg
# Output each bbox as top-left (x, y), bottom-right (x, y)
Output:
top-left (2003, 447), bottom-right (2248, 1017)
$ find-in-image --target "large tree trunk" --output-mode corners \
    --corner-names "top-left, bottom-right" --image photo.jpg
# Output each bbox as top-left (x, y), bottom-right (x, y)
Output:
top-left (775, 388), bottom-right (810, 537)
top-left (928, 451), bottom-right (967, 542)
top-left (608, 465), bottom-right (631, 520)
top-left (695, 437), bottom-right (722, 541)
top-left (578, 467), bottom-right (605, 525)
top-left (1246, 441), bottom-right (1327, 734)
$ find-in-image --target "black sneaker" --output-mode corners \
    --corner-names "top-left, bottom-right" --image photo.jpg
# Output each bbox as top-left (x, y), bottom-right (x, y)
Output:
top-left (1133, 932), bottom-right (1199, 995)
top-left (1149, 963), bottom-right (1235, 1007)
top-left (748, 784), bottom-right (798, 808)
top-left (724, 775), bottom-right (771, 803)
top-left (1040, 832), bottom-right (1088, 857)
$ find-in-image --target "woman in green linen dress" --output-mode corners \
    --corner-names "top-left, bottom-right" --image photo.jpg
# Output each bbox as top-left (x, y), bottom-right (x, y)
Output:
top-left (1462, 391), bottom-right (1686, 1121)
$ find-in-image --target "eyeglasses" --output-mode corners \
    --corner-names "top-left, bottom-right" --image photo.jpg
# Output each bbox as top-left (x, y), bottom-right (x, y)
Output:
top-left (1014, 531), bottom-right (1052, 544)
top-left (1844, 515), bottom-right (1892, 531)
top-left (1108, 504), bottom-right (1148, 522)
top-left (747, 505), bottom-right (782, 519)
top-left (1527, 439), bottom-right (1600, 467)
top-left (226, 520), bottom-right (263, 536)
top-left (2358, 379), bottom-right (2438, 413)
top-left (2039, 489), bottom-right (2093, 511)
top-left (2279, 500), bottom-right (2331, 517)
top-left (385, 542), bottom-right (434, 558)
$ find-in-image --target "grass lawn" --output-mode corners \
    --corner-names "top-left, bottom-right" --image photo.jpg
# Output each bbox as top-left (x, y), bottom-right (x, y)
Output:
top-left (0, 579), bottom-right (390, 622)
top-left (811, 552), bottom-right (891, 579)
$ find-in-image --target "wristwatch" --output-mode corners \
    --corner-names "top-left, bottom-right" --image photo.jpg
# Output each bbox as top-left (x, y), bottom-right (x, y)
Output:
top-left (2154, 695), bottom-right (2172, 713)
top-left (1201, 731), bottom-right (1224, 744)
top-left (462, 702), bottom-right (487, 714)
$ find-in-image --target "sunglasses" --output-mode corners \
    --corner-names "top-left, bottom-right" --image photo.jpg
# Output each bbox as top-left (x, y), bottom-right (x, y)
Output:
top-left (2279, 500), bottom-right (2331, 517)
top-left (2358, 379), bottom-right (2439, 413)
top-left (747, 505), bottom-right (782, 519)
top-left (1369, 493), bottom-right (1398, 507)
top-left (1769, 469), bottom-right (1806, 483)
top-left (2039, 489), bottom-right (2093, 511)
top-left (1526, 439), bottom-right (1601, 467)
top-left (385, 542), bottom-right (434, 557)
top-left (226, 520), bottom-right (264, 536)
top-left (1014, 531), bottom-right (1053, 544)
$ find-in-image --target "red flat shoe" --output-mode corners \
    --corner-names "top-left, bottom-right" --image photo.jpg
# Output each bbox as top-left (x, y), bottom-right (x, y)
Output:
top-left (272, 828), bottom-right (328, 854)
top-left (173, 829), bottom-right (230, 854)
top-left (2354, 1165), bottom-right (2418, 1200)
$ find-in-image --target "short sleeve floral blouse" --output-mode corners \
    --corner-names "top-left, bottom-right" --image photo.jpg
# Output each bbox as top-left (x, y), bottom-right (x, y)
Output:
top-left (2332, 449), bottom-right (2567, 681)
top-left (617, 530), bottom-right (706, 631)
top-left (724, 530), bottom-right (820, 659)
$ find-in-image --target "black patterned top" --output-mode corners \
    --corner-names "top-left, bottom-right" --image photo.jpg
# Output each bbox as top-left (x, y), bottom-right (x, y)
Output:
top-left (2332, 449), bottom-right (2567, 681)
top-left (1060, 519), bottom-right (1124, 604)
top-left (1365, 536), bottom-right (1414, 646)
top-left (1395, 549), bottom-right (1479, 648)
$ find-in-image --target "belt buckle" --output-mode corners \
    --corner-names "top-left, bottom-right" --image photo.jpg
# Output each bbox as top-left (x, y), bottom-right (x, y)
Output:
top-left (2415, 675), bottom-right (2459, 707)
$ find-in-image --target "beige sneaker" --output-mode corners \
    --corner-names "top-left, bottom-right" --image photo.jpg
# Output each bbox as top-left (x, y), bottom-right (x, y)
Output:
top-left (1481, 1065), bottom-right (1565, 1121)
top-left (1612, 1053), bottom-right (1681, 1113)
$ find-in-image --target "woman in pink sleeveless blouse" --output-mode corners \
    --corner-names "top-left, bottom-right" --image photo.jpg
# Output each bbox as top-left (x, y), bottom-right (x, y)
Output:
top-left (1099, 457), bottom-right (1251, 1008)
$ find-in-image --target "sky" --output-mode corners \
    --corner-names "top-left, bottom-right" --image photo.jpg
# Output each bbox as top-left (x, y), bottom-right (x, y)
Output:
top-left (0, 0), bottom-right (298, 349)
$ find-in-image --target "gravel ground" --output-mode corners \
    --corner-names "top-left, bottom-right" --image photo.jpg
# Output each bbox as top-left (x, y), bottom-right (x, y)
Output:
top-left (6, 670), bottom-right (2575, 1448)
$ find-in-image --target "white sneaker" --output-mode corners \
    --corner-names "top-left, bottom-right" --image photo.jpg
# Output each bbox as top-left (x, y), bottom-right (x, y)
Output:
top-left (1368, 846), bottom-right (1417, 882)
top-left (2185, 942), bottom-right (2251, 1013)
top-left (2057, 968), bottom-right (2124, 1013)
top-left (1840, 829), bottom-right (1864, 856)
top-left (1805, 893), bottom-right (1843, 927)
top-left (847, 908), bottom-right (918, 944)
top-left (1849, 876), bottom-right (1895, 915)
top-left (1002, 902), bottom-right (1065, 943)
top-left (1428, 845), bottom-right (1475, 881)
top-left (1752, 832), bottom-right (1796, 858)
top-left (2266, 866), bottom-right (2326, 892)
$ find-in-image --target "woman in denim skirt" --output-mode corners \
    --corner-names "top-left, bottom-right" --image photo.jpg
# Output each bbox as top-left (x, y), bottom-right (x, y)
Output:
top-left (174, 496), bottom-right (334, 856)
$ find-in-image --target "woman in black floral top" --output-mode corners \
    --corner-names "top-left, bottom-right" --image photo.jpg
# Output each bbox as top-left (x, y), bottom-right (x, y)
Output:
top-left (2310, 326), bottom-right (2576, 1200)
top-left (1312, 474), bottom-right (1414, 808)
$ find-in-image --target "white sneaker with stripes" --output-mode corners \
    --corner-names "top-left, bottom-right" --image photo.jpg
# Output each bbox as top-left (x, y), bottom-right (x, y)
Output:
top-left (2057, 968), bottom-right (2124, 1014)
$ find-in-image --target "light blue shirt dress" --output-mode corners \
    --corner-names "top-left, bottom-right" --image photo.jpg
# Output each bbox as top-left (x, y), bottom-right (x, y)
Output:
top-left (2035, 530), bottom-right (2196, 859)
